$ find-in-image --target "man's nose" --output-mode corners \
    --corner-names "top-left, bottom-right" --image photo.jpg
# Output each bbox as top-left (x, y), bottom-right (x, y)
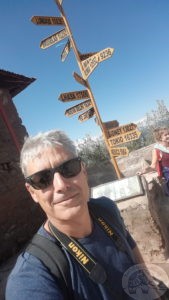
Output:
top-left (53, 172), bottom-right (70, 192)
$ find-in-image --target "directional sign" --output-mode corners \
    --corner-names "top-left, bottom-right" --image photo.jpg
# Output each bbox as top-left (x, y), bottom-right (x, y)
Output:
top-left (59, 90), bottom-right (89, 102)
top-left (82, 54), bottom-right (99, 79)
top-left (107, 123), bottom-right (137, 138)
top-left (31, 16), bottom-right (64, 26)
top-left (96, 47), bottom-right (114, 63)
top-left (103, 120), bottom-right (119, 130)
top-left (65, 100), bottom-right (92, 117)
top-left (61, 39), bottom-right (71, 62)
top-left (73, 72), bottom-right (87, 87)
top-left (79, 52), bottom-right (97, 61)
top-left (40, 28), bottom-right (68, 49)
top-left (80, 48), bottom-right (114, 63)
top-left (108, 129), bottom-right (141, 147)
top-left (81, 48), bottom-right (114, 79)
top-left (110, 147), bottom-right (129, 157)
top-left (78, 107), bottom-right (95, 122)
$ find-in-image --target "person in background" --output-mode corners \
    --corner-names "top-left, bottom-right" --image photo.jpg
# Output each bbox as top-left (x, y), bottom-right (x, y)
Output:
top-left (6, 129), bottom-right (159, 300)
top-left (139, 127), bottom-right (169, 195)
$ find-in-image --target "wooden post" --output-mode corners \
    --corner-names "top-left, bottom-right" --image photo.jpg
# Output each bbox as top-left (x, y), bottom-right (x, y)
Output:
top-left (54, 0), bottom-right (122, 179)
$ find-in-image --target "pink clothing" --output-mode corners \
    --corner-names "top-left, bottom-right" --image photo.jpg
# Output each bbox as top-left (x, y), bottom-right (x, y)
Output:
top-left (160, 151), bottom-right (169, 168)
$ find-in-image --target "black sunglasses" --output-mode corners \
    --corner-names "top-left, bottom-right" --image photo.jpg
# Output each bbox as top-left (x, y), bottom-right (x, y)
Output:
top-left (25, 157), bottom-right (82, 190)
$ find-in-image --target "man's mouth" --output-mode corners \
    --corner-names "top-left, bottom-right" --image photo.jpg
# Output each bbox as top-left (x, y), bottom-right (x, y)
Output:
top-left (52, 194), bottom-right (78, 205)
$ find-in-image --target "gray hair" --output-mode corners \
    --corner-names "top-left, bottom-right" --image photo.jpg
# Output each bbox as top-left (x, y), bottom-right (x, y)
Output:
top-left (20, 130), bottom-right (77, 177)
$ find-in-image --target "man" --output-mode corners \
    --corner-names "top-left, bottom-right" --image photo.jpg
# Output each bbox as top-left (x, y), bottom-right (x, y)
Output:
top-left (5, 129), bottom-right (155, 300)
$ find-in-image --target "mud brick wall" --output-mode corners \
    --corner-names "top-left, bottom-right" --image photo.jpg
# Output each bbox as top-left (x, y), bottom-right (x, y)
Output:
top-left (0, 91), bottom-right (44, 264)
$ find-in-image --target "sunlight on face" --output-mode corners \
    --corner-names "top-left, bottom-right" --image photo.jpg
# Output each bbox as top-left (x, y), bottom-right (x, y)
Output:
top-left (26, 146), bottom-right (89, 223)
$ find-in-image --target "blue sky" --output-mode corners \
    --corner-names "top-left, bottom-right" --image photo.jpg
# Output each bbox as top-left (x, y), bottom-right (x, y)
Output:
top-left (1, 0), bottom-right (169, 141)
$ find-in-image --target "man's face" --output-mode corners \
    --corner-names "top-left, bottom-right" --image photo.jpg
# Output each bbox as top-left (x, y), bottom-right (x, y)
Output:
top-left (25, 146), bottom-right (89, 224)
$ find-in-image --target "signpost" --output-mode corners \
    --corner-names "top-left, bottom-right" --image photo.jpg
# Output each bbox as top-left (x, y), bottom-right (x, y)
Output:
top-left (96, 47), bottom-right (114, 63)
top-left (61, 39), bottom-right (71, 62)
top-left (73, 72), bottom-right (88, 87)
top-left (31, 16), bottom-right (64, 26)
top-left (79, 52), bottom-right (97, 61)
top-left (32, 2), bottom-right (138, 179)
top-left (40, 28), bottom-right (68, 49)
top-left (110, 147), bottom-right (129, 157)
top-left (103, 120), bottom-right (119, 130)
top-left (81, 54), bottom-right (99, 79)
top-left (78, 107), bottom-right (95, 122)
top-left (65, 100), bottom-right (92, 117)
top-left (108, 129), bottom-right (141, 147)
top-left (59, 90), bottom-right (89, 102)
top-left (81, 48), bottom-right (114, 79)
top-left (107, 122), bottom-right (137, 138)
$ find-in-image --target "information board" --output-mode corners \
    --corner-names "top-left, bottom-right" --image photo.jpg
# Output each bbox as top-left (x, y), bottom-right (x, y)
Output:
top-left (91, 175), bottom-right (144, 202)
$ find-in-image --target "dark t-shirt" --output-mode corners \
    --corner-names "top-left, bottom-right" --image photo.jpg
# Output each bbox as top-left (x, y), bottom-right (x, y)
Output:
top-left (6, 200), bottom-right (136, 300)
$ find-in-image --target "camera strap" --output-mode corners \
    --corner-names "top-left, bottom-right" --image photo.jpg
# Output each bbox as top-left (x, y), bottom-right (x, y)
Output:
top-left (48, 221), bottom-right (107, 284)
top-left (48, 209), bottom-right (126, 286)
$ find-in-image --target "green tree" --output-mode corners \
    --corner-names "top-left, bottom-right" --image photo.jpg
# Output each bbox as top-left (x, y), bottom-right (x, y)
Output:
top-left (77, 135), bottom-right (109, 167)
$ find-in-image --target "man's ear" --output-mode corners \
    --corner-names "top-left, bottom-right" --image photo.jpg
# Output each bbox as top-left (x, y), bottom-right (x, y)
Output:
top-left (25, 183), bottom-right (39, 203)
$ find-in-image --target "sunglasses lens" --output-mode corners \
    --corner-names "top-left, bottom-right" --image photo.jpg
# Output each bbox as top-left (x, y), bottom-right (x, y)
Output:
top-left (26, 157), bottom-right (81, 190)
top-left (29, 170), bottom-right (53, 190)
top-left (60, 158), bottom-right (81, 178)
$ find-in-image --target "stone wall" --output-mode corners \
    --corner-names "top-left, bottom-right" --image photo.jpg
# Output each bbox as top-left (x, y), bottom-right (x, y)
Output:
top-left (0, 91), bottom-right (44, 264)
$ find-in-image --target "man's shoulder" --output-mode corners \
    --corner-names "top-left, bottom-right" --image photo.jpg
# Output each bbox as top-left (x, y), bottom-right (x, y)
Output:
top-left (89, 197), bottom-right (124, 230)
top-left (89, 196), bottom-right (120, 215)
top-left (6, 245), bottom-right (62, 300)
top-left (8, 243), bottom-right (49, 277)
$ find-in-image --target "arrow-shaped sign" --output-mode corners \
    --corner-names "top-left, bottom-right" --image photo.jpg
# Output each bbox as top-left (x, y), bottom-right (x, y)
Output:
top-left (79, 48), bottom-right (114, 63)
top-left (40, 28), bottom-right (68, 49)
top-left (59, 90), bottom-right (90, 102)
top-left (103, 120), bottom-right (119, 130)
top-left (61, 39), bottom-right (72, 62)
top-left (65, 100), bottom-right (92, 117)
top-left (73, 72), bottom-right (88, 87)
top-left (78, 107), bottom-right (95, 122)
top-left (96, 47), bottom-right (114, 63)
top-left (79, 52), bottom-right (97, 61)
top-left (81, 54), bottom-right (99, 79)
top-left (110, 147), bottom-right (129, 157)
top-left (107, 123), bottom-right (137, 138)
top-left (31, 16), bottom-right (64, 26)
top-left (81, 47), bottom-right (114, 79)
top-left (108, 129), bottom-right (141, 147)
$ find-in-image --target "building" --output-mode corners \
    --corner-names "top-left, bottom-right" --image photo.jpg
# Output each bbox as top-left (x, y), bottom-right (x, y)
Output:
top-left (0, 69), bottom-right (44, 263)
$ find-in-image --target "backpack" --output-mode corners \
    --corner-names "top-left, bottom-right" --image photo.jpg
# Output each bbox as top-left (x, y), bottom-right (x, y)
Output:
top-left (26, 197), bottom-right (135, 299)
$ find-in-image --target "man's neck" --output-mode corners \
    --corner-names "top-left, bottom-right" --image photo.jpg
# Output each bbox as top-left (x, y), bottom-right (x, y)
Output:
top-left (44, 212), bottom-right (93, 239)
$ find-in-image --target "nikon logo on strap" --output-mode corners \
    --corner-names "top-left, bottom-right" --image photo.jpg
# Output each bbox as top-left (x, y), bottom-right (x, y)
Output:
top-left (68, 242), bottom-right (89, 265)
top-left (97, 217), bottom-right (114, 237)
